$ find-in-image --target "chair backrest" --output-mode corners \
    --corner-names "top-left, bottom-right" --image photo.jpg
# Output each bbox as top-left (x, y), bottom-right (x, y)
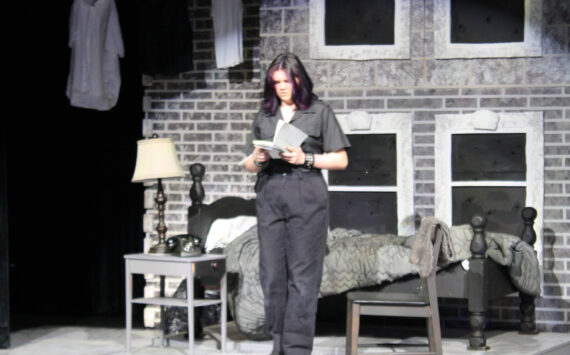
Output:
top-left (422, 224), bottom-right (443, 305)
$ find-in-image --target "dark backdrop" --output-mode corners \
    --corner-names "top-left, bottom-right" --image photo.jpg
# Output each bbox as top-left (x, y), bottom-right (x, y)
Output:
top-left (3, 0), bottom-right (144, 333)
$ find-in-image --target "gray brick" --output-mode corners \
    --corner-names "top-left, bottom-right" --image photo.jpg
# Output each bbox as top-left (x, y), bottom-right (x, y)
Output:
top-left (545, 183), bottom-right (564, 193)
top-left (366, 89), bottom-right (413, 96)
top-left (197, 144), bottom-right (229, 153)
top-left (148, 111), bottom-right (181, 120)
top-left (544, 110), bottom-right (564, 119)
top-left (230, 101), bottom-right (259, 110)
top-left (197, 123), bottom-right (228, 130)
top-left (414, 88), bottom-right (459, 96)
top-left (413, 146), bottom-right (434, 156)
top-left (167, 123), bottom-right (195, 130)
top-left (543, 26), bottom-right (567, 54)
top-left (545, 196), bottom-right (570, 206)
top-left (328, 90), bottom-right (363, 97)
top-left (378, 60), bottom-right (425, 87)
top-left (330, 61), bottom-right (376, 87)
top-left (291, 34), bottom-right (310, 59)
top-left (180, 102), bottom-right (196, 110)
top-left (197, 101), bottom-right (227, 110)
top-left (480, 97), bottom-right (528, 108)
top-left (416, 183), bottom-right (435, 193)
top-left (284, 8), bottom-right (308, 33)
top-left (415, 170), bottom-right (435, 180)
top-left (260, 0), bottom-right (291, 8)
top-left (183, 133), bottom-right (212, 141)
top-left (259, 36), bottom-right (290, 61)
top-left (536, 310), bottom-right (565, 322)
top-left (388, 98), bottom-right (442, 109)
top-left (426, 60), bottom-right (470, 86)
top-left (462, 88), bottom-right (503, 95)
top-left (545, 134), bottom-right (564, 143)
top-left (214, 113), bottom-right (229, 120)
top-left (545, 121), bottom-right (570, 131)
top-left (214, 133), bottom-right (244, 142)
top-left (544, 208), bottom-right (564, 219)
top-left (213, 174), bottom-right (245, 183)
top-left (545, 157), bottom-right (563, 167)
top-left (414, 135), bottom-right (434, 144)
top-left (415, 158), bottom-right (435, 167)
top-left (531, 97), bottom-right (570, 107)
top-left (527, 56), bottom-right (570, 84)
top-left (472, 59), bottom-right (525, 85)
top-left (260, 9), bottom-right (282, 34)
top-left (545, 170), bottom-right (570, 181)
top-left (215, 92), bottom-right (243, 99)
top-left (413, 123), bottom-right (435, 133)
top-left (543, 285), bottom-right (563, 296)
top-left (410, 31), bottom-right (424, 58)
top-left (545, 146), bottom-right (570, 155)
top-left (415, 196), bottom-right (435, 205)
top-left (347, 99), bottom-right (384, 110)
top-left (445, 98), bottom-right (477, 108)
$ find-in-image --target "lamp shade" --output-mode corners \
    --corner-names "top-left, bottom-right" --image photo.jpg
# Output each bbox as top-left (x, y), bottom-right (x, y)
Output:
top-left (131, 137), bottom-right (184, 182)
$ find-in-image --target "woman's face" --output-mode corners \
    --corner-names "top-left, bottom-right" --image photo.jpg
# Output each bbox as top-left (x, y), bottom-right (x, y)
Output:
top-left (272, 69), bottom-right (294, 106)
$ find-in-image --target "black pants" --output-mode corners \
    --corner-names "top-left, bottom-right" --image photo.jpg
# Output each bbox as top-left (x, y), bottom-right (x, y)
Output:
top-left (255, 171), bottom-right (328, 355)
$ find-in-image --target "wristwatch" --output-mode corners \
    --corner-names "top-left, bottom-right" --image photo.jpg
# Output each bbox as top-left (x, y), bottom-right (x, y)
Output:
top-left (303, 152), bottom-right (314, 169)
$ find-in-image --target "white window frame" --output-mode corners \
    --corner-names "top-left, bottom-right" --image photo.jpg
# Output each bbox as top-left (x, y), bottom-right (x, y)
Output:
top-left (325, 112), bottom-right (414, 235)
top-left (435, 110), bottom-right (544, 263)
top-left (434, 0), bottom-right (542, 59)
top-left (309, 0), bottom-right (411, 60)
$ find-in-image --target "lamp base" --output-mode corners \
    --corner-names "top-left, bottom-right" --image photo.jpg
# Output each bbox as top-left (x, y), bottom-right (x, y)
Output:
top-left (148, 242), bottom-right (172, 255)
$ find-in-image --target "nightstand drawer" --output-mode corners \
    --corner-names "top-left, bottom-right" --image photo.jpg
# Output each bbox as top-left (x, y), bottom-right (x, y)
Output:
top-left (195, 259), bottom-right (225, 280)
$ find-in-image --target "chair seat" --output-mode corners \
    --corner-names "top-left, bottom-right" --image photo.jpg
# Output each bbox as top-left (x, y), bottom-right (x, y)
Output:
top-left (347, 291), bottom-right (428, 306)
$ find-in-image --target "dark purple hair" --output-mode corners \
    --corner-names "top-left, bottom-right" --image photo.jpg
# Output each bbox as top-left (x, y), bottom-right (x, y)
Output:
top-left (261, 53), bottom-right (318, 115)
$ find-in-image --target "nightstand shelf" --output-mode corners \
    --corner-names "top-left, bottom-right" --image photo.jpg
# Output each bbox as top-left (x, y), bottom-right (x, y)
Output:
top-left (124, 253), bottom-right (226, 354)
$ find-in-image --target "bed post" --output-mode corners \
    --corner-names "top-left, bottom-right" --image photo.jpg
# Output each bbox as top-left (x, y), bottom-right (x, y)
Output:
top-left (467, 214), bottom-right (489, 350)
top-left (519, 207), bottom-right (539, 334)
top-left (187, 163), bottom-right (206, 243)
top-left (189, 163), bottom-right (205, 206)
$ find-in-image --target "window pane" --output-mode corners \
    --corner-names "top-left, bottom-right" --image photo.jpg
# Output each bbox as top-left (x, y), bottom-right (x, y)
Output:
top-left (325, 0), bottom-right (395, 45)
top-left (452, 133), bottom-right (526, 181)
top-left (329, 192), bottom-right (397, 234)
top-left (451, 0), bottom-right (525, 44)
top-left (329, 134), bottom-right (397, 186)
top-left (452, 186), bottom-right (525, 236)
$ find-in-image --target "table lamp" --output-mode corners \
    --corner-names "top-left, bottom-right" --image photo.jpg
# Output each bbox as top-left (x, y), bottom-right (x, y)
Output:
top-left (132, 135), bottom-right (184, 254)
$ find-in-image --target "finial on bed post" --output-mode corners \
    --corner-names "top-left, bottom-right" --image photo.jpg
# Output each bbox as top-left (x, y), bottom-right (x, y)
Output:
top-left (189, 163), bottom-right (205, 206)
top-left (470, 214), bottom-right (487, 258)
top-left (519, 206), bottom-right (539, 335)
top-left (520, 207), bottom-right (537, 246)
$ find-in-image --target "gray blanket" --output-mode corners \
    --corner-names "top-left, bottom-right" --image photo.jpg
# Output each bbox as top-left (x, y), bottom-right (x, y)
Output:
top-left (223, 218), bottom-right (539, 338)
top-left (167, 218), bottom-right (540, 339)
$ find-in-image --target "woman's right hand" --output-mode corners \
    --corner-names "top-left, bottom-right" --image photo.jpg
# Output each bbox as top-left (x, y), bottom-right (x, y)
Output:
top-left (253, 147), bottom-right (269, 165)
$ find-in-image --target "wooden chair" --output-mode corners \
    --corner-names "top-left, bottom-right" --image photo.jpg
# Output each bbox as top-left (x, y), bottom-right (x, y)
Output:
top-left (346, 224), bottom-right (444, 355)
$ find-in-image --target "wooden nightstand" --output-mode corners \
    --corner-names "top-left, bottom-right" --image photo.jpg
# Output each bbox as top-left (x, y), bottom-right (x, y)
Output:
top-left (124, 253), bottom-right (226, 354)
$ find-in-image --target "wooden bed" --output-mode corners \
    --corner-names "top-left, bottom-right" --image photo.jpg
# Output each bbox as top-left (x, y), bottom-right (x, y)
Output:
top-left (184, 163), bottom-right (539, 350)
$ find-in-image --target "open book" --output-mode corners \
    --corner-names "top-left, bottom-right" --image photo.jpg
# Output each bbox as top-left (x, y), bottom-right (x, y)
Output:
top-left (253, 120), bottom-right (308, 159)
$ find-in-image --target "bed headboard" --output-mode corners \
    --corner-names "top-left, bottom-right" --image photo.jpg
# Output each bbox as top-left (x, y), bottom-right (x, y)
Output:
top-left (184, 163), bottom-right (537, 254)
top-left (186, 163), bottom-right (256, 248)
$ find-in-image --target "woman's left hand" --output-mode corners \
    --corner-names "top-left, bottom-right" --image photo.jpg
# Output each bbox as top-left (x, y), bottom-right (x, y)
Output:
top-left (280, 146), bottom-right (305, 165)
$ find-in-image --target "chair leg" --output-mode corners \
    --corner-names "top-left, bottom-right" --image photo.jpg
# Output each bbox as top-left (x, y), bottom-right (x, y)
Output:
top-left (346, 300), bottom-right (360, 355)
top-left (428, 315), bottom-right (443, 355)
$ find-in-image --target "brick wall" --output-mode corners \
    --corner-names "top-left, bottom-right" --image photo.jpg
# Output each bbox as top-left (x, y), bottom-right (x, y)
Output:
top-left (140, 0), bottom-right (569, 332)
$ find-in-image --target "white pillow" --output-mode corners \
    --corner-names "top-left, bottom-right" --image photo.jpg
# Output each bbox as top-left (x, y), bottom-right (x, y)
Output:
top-left (205, 216), bottom-right (257, 252)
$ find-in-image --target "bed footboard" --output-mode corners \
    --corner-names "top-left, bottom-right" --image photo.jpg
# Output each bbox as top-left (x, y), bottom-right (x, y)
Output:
top-left (467, 207), bottom-right (538, 350)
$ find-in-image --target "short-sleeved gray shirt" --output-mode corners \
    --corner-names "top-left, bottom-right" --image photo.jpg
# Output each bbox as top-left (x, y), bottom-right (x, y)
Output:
top-left (247, 100), bottom-right (351, 174)
top-left (249, 100), bottom-right (351, 156)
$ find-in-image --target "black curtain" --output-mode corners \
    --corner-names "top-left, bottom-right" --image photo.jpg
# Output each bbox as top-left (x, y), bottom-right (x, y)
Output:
top-left (6, 0), bottom-right (144, 327)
